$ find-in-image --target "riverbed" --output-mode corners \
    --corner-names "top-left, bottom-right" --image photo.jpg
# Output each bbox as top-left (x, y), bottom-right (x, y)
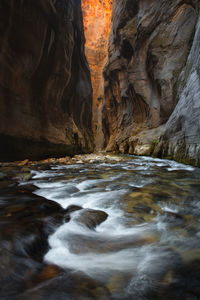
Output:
top-left (0, 154), bottom-right (200, 299)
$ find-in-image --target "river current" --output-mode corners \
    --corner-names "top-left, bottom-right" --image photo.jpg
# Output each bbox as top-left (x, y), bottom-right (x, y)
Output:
top-left (1, 154), bottom-right (200, 299)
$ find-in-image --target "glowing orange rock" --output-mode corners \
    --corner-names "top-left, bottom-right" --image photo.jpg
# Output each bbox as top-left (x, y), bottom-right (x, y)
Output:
top-left (81, 0), bottom-right (113, 149)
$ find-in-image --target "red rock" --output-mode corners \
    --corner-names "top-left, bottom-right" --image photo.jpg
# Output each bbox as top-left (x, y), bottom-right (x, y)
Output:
top-left (82, 0), bottom-right (113, 149)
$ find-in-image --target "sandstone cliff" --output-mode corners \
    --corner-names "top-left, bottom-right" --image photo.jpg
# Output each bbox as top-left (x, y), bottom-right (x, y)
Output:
top-left (81, 0), bottom-right (112, 150)
top-left (160, 12), bottom-right (200, 166)
top-left (0, 0), bottom-right (93, 161)
top-left (102, 0), bottom-right (198, 155)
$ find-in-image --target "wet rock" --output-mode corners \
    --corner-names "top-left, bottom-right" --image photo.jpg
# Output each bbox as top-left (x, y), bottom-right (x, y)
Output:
top-left (0, 166), bottom-right (19, 176)
top-left (64, 215), bottom-right (71, 223)
top-left (127, 247), bottom-right (184, 300)
top-left (123, 189), bottom-right (161, 222)
top-left (0, 172), bottom-right (7, 181)
top-left (106, 273), bottom-right (132, 299)
top-left (0, 189), bottom-right (66, 297)
top-left (35, 264), bottom-right (63, 284)
top-left (17, 160), bottom-right (29, 167)
top-left (76, 160), bottom-right (84, 164)
top-left (17, 184), bottom-right (38, 193)
top-left (57, 157), bottom-right (72, 165)
top-left (161, 210), bottom-right (185, 226)
top-left (73, 153), bottom-right (129, 164)
top-left (152, 259), bottom-right (200, 300)
top-left (13, 173), bottom-right (32, 182)
top-left (0, 180), bottom-right (16, 189)
top-left (0, 245), bottom-right (40, 298)
top-left (65, 205), bottom-right (83, 214)
top-left (20, 271), bottom-right (110, 300)
top-left (64, 205), bottom-right (83, 223)
top-left (164, 211), bottom-right (184, 220)
top-left (74, 208), bottom-right (108, 229)
top-left (12, 221), bottom-right (50, 261)
top-left (21, 167), bottom-right (32, 173)
top-left (39, 158), bottom-right (58, 165)
top-left (35, 164), bottom-right (52, 171)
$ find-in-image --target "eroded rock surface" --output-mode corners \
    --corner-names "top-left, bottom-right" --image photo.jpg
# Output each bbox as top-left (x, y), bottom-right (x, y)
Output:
top-left (102, 0), bottom-right (198, 155)
top-left (160, 13), bottom-right (200, 166)
top-left (0, 0), bottom-right (93, 161)
top-left (81, 0), bottom-right (113, 149)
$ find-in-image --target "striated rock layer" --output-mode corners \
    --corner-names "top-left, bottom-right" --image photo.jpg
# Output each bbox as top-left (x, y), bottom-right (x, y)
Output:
top-left (0, 0), bottom-right (93, 161)
top-left (160, 12), bottom-right (200, 166)
top-left (81, 0), bottom-right (112, 149)
top-left (102, 0), bottom-right (199, 155)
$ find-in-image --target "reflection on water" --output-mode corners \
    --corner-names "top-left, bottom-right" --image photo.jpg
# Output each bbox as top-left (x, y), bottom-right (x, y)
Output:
top-left (1, 155), bottom-right (200, 299)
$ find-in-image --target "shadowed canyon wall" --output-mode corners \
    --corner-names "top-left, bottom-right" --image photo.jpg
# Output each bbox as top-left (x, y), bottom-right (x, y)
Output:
top-left (81, 0), bottom-right (112, 149)
top-left (102, 0), bottom-right (199, 159)
top-left (160, 12), bottom-right (200, 166)
top-left (0, 0), bottom-right (93, 161)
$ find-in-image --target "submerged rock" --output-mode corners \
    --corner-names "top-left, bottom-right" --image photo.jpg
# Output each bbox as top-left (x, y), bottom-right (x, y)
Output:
top-left (67, 232), bottom-right (158, 255)
top-left (133, 203), bottom-right (153, 214)
top-left (20, 271), bottom-right (110, 300)
top-left (0, 189), bottom-right (65, 296)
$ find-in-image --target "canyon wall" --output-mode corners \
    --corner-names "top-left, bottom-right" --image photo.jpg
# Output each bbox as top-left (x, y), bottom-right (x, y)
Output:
top-left (0, 0), bottom-right (93, 161)
top-left (102, 0), bottom-right (199, 156)
top-left (81, 0), bottom-right (112, 149)
top-left (160, 12), bottom-right (200, 166)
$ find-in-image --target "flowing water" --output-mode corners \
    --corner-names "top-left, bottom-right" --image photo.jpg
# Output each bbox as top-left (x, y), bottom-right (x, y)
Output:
top-left (1, 154), bottom-right (200, 299)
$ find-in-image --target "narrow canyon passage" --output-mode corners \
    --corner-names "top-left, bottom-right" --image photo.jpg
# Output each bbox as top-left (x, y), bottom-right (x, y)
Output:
top-left (81, 0), bottom-right (200, 166)
top-left (0, 1), bottom-right (200, 300)
top-left (81, 0), bottom-right (113, 149)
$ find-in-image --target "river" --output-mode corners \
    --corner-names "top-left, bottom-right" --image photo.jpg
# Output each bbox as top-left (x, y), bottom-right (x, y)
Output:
top-left (0, 154), bottom-right (200, 299)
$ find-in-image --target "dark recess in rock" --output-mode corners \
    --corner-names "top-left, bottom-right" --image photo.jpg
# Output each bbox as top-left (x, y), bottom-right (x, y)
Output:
top-left (0, 0), bottom-right (94, 161)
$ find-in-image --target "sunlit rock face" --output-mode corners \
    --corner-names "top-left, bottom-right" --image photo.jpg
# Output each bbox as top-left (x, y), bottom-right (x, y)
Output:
top-left (160, 12), bottom-right (200, 167)
top-left (81, 0), bottom-right (113, 149)
top-left (102, 0), bottom-right (198, 154)
top-left (0, 0), bottom-right (93, 161)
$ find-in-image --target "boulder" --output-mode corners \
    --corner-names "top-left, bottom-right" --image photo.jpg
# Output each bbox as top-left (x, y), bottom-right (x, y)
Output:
top-left (74, 208), bottom-right (108, 229)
